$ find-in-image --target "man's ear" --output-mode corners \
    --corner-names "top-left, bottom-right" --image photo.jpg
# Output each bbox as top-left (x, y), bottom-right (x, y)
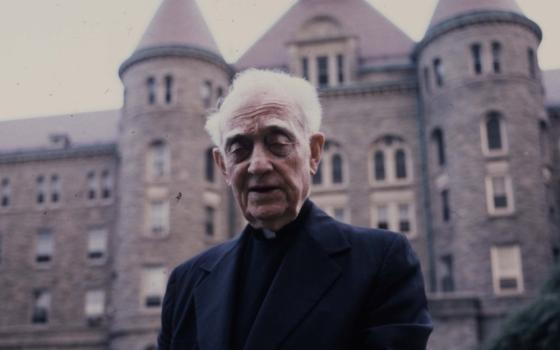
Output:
top-left (213, 147), bottom-right (230, 184)
top-left (309, 132), bottom-right (325, 175)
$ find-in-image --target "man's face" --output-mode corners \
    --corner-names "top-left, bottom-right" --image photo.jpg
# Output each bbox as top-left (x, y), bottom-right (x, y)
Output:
top-left (214, 97), bottom-right (323, 231)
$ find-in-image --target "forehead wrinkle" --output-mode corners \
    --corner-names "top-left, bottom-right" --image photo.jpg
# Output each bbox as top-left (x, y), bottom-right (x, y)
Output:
top-left (223, 118), bottom-right (295, 144)
top-left (227, 100), bottom-right (306, 132)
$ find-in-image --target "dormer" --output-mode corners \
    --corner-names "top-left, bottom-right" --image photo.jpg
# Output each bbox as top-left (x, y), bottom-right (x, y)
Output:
top-left (287, 16), bottom-right (357, 88)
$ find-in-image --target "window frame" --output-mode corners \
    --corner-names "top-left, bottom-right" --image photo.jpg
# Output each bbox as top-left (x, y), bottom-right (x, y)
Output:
top-left (485, 174), bottom-right (515, 216)
top-left (491, 245), bottom-right (524, 295)
top-left (140, 266), bottom-right (167, 311)
top-left (480, 112), bottom-right (509, 157)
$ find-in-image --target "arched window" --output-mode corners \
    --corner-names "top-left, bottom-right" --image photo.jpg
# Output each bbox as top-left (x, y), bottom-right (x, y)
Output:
top-left (205, 148), bottom-right (215, 182)
top-left (433, 58), bottom-right (443, 87)
top-left (431, 128), bottom-right (446, 166)
top-left (146, 76), bottom-right (156, 105)
top-left (312, 161), bottom-right (323, 185)
top-left (164, 75), bottom-right (173, 104)
top-left (370, 136), bottom-right (412, 185)
top-left (374, 151), bottom-right (385, 181)
top-left (148, 140), bottom-right (170, 179)
top-left (395, 149), bottom-right (407, 179)
top-left (331, 154), bottom-right (343, 184)
top-left (311, 140), bottom-right (345, 188)
top-left (492, 42), bottom-right (502, 74)
top-left (471, 43), bottom-right (482, 75)
top-left (486, 113), bottom-right (503, 151)
top-left (528, 48), bottom-right (536, 78)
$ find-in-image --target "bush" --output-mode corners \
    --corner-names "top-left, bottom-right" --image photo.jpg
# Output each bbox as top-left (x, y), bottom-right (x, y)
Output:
top-left (482, 264), bottom-right (560, 350)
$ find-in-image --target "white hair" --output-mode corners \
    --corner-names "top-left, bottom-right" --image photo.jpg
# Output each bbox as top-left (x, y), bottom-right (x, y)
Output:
top-left (205, 69), bottom-right (322, 147)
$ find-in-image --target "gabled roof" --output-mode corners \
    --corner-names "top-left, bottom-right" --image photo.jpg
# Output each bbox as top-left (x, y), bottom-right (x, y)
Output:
top-left (0, 110), bottom-right (119, 154)
top-left (428, 0), bottom-right (523, 29)
top-left (135, 0), bottom-right (220, 55)
top-left (544, 69), bottom-right (560, 108)
top-left (235, 0), bottom-right (414, 70)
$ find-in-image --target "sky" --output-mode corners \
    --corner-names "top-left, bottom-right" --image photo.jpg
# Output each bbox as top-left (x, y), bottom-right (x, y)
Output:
top-left (0, 0), bottom-right (558, 121)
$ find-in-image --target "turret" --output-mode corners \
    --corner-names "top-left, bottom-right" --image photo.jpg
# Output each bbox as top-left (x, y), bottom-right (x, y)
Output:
top-left (415, 0), bottom-right (553, 339)
top-left (110, 0), bottom-right (232, 348)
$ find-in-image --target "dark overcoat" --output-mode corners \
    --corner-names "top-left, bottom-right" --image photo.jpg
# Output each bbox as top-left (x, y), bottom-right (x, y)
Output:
top-left (158, 201), bottom-right (432, 350)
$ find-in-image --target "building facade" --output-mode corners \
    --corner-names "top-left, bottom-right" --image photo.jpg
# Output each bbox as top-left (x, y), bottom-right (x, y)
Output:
top-left (0, 0), bottom-right (559, 349)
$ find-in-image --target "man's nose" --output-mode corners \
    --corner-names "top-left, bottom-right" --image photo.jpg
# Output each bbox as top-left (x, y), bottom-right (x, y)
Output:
top-left (248, 144), bottom-right (273, 174)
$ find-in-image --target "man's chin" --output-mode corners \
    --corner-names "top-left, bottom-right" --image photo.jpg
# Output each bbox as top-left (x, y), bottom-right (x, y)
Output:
top-left (246, 204), bottom-right (295, 230)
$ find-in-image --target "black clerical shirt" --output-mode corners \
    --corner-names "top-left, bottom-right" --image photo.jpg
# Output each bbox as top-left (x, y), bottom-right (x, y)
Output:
top-left (231, 200), bottom-right (312, 350)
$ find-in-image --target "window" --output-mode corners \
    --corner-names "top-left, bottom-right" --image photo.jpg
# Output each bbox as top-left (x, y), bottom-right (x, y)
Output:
top-left (423, 66), bottom-right (431, 93)
top-left (432, 128), bottom-right (446, 166)
top-left (149, 200), bottom-right (169, 236)
top-left (317, 56), bottom-right (329, 88)
top-left (148, 140), bottom-right (170, 180)
top-left (50, 174), bottom-right (60, 203)
top-left (395, 149), bottom-right (407, 179)
top-left (87, 228), bottom-right (108, 263)
top-left (0, 234), bottom-right (3, 265)
top-left (205, 206), bottom-right (215, 237)
top-left (440, 255), bottom-right (455, 292)
top-left (433, 58), bottom-right (443, 87)
top-left (36, 175), bottom-right (46, 204)
top-left (482, 112), bottom-right (507, 155)
top-left (539, 121), bottom-right (549, 163)
top-left (375, 205), bottom-right (389, 230)
top-left (205, 148), bottom-right (215, 183)
top-left (333, 207), bottom-right (345, 222)
top-left (32, 289), bottom-right (51, 324)
top-left (141, 266), bottom-right (166, 308)
top-left (374, 151), bottom-right (385, 181)
top-left (216, 86), bottom-right (224, 108)
top-left (492, 42), bottom-right (501, 73)
top-left (491, 245), bottom-right (524, 295)
top-left (36, 229), bottom-right (53, 265)
top-left (485, 175), bottom-right (515, 215)
top-left (201, 80), bottom-right (212, 108)
top-left (471, 43), bottom-right (482, 74)
top-left (397, 203), bottom-right (411, 235)
top-left (371, 199), bottom-right (416, 238)
top-left (441, 189), bottom-right (450, 222)
top-left (1, 177), bottom-right (10, 207)
top-left (370, 136), bottom-right (412, 185)
top-left (85, 290), bottom-right (105, 321)
top-left (87, 171), bottom-right (97, 200)
top-left (336, 54), bottom-right (344, 84)
top-left (311, 141), bottom-right (345, 188)
top-left (528, 48), bottom-right (536, 78)
top-left (331, 154), bottom-right (343, 184)
top-left (164, 75), bottom-right (173, 104)
top-left (147, 76), bottom-right (156, 105)
top-left (101, 170), bottom-right (112, 199)
top-left (301, 57), bottom-right (309, 81)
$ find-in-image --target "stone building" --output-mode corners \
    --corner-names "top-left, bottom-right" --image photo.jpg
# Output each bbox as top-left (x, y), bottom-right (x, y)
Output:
top-left (0, 0), bottom-right (559, 349)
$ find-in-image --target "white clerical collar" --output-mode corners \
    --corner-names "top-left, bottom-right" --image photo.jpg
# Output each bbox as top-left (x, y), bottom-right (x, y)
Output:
top-left (261, 228), bottom-right (277, 240)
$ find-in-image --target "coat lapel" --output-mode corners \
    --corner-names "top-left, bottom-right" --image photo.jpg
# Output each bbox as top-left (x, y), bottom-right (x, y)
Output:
top-left (243, 212), bottom-right (350, 350)
top-left (193, 237), bottom-right (244, 350)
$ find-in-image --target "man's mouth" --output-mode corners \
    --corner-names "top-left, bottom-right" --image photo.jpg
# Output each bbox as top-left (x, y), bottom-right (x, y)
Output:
top-left (249, 186), bottom-right (278, 193)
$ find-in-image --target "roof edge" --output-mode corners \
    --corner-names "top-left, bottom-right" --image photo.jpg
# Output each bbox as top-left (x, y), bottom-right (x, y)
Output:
top-left (414, 11), bottom-right (542, 58)
top-left (119, 45), bottom-right (234, 78)
top-left (0, 143), bottom-right (118, 164)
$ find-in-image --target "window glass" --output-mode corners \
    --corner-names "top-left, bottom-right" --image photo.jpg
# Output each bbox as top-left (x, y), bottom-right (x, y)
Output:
top-left (432, 128), bottom-right (446, 166)
top-left (205, 148), bottom-right (215, 182)
top-left (433, 58), bottom-right (443, 86)
top-left (492, 245), bottom-right (523, 294)
top-left (1, 178), bottom-right (10, 207)
top-left (147, 77), bottom-right (156, 105)
top-left (32, 289), bottom-right (50, 324)
top-left (85, 290), bottom-right (105, 318)
top-left (486, 114), bottom-right (503, 150)
top-left (492, 42), bottom-right (501, 73)
top-left (492, 177), bottom-right (508, 208)
top-left (312, 162), bottom-right (323, 185)
top-left (331, 154), bottom-right (343, 184)
top-left (317, 56), bottom-right (329, 88)
top-left (395, 149), bottom-right (407, 179)
top-left (377, 205), bottom-right (389, 230)
top-left (149, 140), bottom-right (169, 179)
top-left (201, 80), bottom-right (213, 108)
top-left (149, 200), bottom-right (169, 236)
top-left (50, 174), bottom-right (60, 203)
top-left (374, 151), bottom-right (385, 181)
top-left (471, 43), bottom-right (482, 74)
top-left (101, 170), bottom-right (112, 199)
top-left (205, 206), bottom-right (215, 237)
top-left (142, 266), bottom-right (166, 308)
top-left (36, 230), bottom-right (53, 264)
top-left (36, 175), bottom-right (46, 204)
top-left (302, 57), bottom-right (309, 81)
top-left (88, 228), bottom-right (107, 262)
top-left (164, 75), bottom-right (173, 104)
top-left (336, 54), bottom-right (344, 84)
top-left (398, 203), bottom-right (411, 234)
top-left (87, 171), bottom-right (97, 200)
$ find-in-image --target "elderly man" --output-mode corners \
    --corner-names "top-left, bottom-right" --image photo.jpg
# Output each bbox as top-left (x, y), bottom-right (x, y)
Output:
top-left (158, 69), bottom-right (432, 350)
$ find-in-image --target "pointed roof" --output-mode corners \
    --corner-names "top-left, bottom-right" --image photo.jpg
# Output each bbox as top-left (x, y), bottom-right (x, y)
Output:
top-left (236, 0), bottom-right (414, 70)
top-left (136, 0), bottom-right (219, 55)
top-left (428, 0), bottom-right (523, 29)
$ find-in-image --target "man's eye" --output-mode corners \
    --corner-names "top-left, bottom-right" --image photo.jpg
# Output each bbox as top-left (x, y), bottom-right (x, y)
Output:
top-left (267, 135), bottom-right (294, 156)
top-left (228, 142), bottom-right (251, 161)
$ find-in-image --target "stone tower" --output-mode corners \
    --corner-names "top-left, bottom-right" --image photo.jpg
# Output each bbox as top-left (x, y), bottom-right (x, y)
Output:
top-left (110, 0), bottom-right (231, 348)
top-left (415, 0), bottom-right (555, 342)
